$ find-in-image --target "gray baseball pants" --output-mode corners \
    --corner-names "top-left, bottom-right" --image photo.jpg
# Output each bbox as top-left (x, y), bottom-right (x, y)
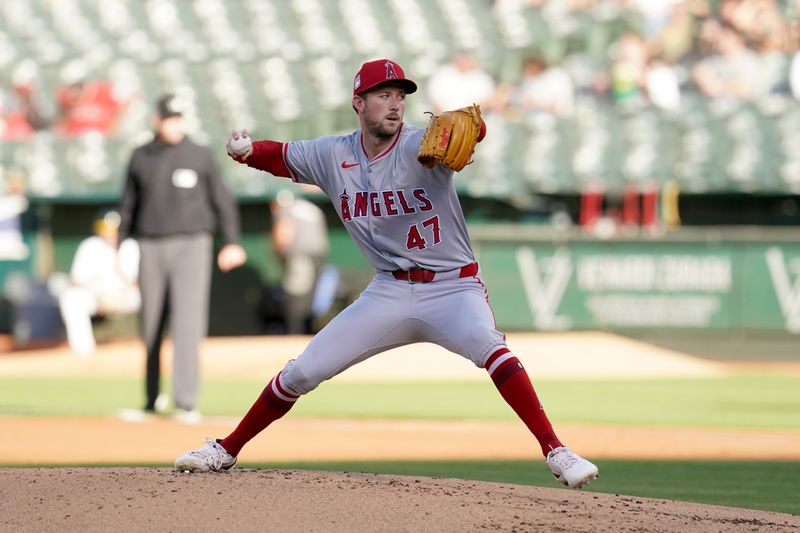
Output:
top-left (138, 233), bottom-right (212, 411)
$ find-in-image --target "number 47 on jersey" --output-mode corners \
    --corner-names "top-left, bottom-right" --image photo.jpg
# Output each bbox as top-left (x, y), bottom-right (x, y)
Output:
top-left (406, 216), bottom-right (440, 250)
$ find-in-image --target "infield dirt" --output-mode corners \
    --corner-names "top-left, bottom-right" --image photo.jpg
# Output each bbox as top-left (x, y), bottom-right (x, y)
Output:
top-left (2, 468), bottom-right (799, 533)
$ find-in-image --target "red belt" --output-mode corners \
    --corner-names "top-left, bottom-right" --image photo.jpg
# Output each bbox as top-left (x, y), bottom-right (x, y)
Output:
top-left (392, 262), bottom-right (479, 283)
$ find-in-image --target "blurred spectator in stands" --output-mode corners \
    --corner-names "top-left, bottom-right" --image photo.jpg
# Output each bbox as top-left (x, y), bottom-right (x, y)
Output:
top-left (751, 1), bottom-right (792, 54)
top-left (649, 1), bottom-right (704, 64)
top-left (608, 32), bottom-right (650, 109)
top-left (715, 0), bottom-right (793, 101)
top-left (504, 56), bottom-right (575, 119)
top-left (1, 60), bottom-right (51, 141)
top-left (693, 24), bottom-right (763, 101)
top-left (694, 14), bottom-right (724, 57)
top-left (718, 0), bottom-right (749, 31)
top-left (593, 29), bottom-right (683, 111)
top-left (758, 34), bottom-right (794, 98)
top-left (627, 0), bottom-right (681, 38)
top-left (719, 0), bottom-right (791, 53)
top-left (0, 171), bottom-right (29, 261)
top-left (58, 209), bottom-right (140, 357)
top-left (427, 50), bottom-right (500, 113)
top-left (55, 59), bottom-right (127, 138)
top-left (270, 190), bottom-right (329, 335)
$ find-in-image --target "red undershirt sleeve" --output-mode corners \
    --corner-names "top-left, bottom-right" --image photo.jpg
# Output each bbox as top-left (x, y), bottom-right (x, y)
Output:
top-left (230, 140), bottom-right (291, 178)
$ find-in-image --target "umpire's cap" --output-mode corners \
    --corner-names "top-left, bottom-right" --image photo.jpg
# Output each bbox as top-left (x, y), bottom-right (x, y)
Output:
top-left (353, 59), bottom-right (417, 96)
top-left (156, 93), bottom-right (187, 118)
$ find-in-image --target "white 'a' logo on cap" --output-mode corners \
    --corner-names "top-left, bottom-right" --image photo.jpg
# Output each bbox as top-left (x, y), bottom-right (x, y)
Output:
top-left (385, 60), bottom-right (398, 80)
top-left (354, 73), bottom-right (361, 91)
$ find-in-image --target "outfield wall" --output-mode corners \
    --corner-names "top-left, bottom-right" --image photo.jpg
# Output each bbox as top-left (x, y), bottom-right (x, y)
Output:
top-left (470, 225), bottom-right (800, 334)
top-left (4, 203), bottom-right (800, 336)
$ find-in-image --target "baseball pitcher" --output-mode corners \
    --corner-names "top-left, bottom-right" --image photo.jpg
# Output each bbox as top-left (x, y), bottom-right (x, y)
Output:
top-left (175, 59), bottom-right (598, 489)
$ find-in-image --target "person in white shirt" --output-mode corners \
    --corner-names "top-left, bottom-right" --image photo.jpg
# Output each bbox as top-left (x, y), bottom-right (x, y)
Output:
top-left (270, 190), bottom-right (329, 335)
top-left (693, 24), bottom-right (764, 101)
top-left (509, 56), bottom-right (575, 117)
top-left (59, 210), bottom-right (140, 356)
top-left (427, 50), bottom-right (498, 113)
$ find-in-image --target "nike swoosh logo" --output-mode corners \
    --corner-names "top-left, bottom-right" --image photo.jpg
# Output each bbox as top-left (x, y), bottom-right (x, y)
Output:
top-left (341, 161), bottom-right (359, 169)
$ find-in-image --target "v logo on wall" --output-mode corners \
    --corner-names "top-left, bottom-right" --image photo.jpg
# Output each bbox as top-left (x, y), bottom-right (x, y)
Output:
top-left (765, 247), bottom-right (800, 333)
top-left (515, 247), bottom-right (572, 330)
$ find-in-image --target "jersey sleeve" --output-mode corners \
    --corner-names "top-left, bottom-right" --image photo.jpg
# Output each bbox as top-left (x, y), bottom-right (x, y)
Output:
top-left (402, 126), bottom-right (453, 187)
top-left (283, 136), bottom-right (339, 188)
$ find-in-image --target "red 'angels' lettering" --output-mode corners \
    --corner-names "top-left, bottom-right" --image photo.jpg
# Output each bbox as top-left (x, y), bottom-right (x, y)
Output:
top-left (396, 190), bottom-right (415, 213)
top-left (406, 215), bottom-right (441, 250)
top-left (354, 192), bottom-right (368, 218)
top-left (339, 189), bottom-right (351, 220)
top-left (413, 189), bottom-right (433, 211)
top-left (370, 192), bottom-right (380, 217)
top-left (383, 191), bottom-right (398, 215)
top-left (340, 188), bottom-right (432, 221)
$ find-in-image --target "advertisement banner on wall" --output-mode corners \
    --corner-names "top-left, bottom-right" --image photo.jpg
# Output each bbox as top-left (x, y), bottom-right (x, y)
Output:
top-left (479, 242), bottom-right (800, 333)
top-left (743, 246), bottom-right (800, 333)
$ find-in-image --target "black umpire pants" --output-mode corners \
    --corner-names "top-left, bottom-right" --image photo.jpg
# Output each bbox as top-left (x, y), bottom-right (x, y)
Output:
top-left (138, 233), bottom-right (212, 411)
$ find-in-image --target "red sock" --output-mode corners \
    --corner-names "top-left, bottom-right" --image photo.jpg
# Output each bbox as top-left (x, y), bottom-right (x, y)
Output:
top-left (485, 348), bottom-right (563, 457)
top-left (220, 371), bottom-right (299, 456)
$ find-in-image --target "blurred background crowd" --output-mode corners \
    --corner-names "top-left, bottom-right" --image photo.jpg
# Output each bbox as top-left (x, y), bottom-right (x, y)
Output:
top-left (1, 0), bottom-right (799, 206)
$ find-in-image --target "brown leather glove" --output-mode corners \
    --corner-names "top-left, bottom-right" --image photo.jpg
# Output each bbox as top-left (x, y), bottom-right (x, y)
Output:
top-left (417, 103), bottom-right (482, 172)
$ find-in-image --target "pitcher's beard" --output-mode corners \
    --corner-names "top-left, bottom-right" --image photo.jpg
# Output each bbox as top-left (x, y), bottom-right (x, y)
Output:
top-left (366, 118), bottom-right (400, 140)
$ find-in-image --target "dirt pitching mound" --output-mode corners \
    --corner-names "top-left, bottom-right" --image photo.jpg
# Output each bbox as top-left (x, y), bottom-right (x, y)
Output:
top-left (2, 469), bottom-right (797, 533)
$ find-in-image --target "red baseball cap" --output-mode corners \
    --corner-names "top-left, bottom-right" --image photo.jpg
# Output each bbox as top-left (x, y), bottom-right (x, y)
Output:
top-left (353, 59), bottom-right (417, 96)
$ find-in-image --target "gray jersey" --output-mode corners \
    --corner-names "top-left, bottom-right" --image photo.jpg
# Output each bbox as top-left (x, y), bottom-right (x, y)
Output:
top-left (284, 124), bottom-right (475, 272)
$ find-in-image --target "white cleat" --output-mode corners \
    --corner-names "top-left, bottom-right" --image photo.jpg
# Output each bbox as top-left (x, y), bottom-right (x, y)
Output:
top-left (546, 446), bottom-right (599, 489)
top-left (154, 393), bottom-right (170, 413)
top-left (175, 438), bottom-right (237, 473)
top-left (172, 408), bottom-right (202, 425)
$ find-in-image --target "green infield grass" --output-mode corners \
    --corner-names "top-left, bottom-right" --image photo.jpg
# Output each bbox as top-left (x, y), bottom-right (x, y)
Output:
top-left (1, 372), bottom-right (798, 515)
top-left (1, 375), bottom-right (798, 429)
top-left (250, 459), bottom-right (800, 515)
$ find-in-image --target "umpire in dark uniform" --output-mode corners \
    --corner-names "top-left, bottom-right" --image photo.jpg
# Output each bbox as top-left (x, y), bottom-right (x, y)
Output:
top-left (119, 94), bottom-right (247, 422)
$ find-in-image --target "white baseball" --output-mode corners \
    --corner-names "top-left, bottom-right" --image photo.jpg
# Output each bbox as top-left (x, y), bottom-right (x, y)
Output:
top-left (228, 131), bottom-right (252, 156)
